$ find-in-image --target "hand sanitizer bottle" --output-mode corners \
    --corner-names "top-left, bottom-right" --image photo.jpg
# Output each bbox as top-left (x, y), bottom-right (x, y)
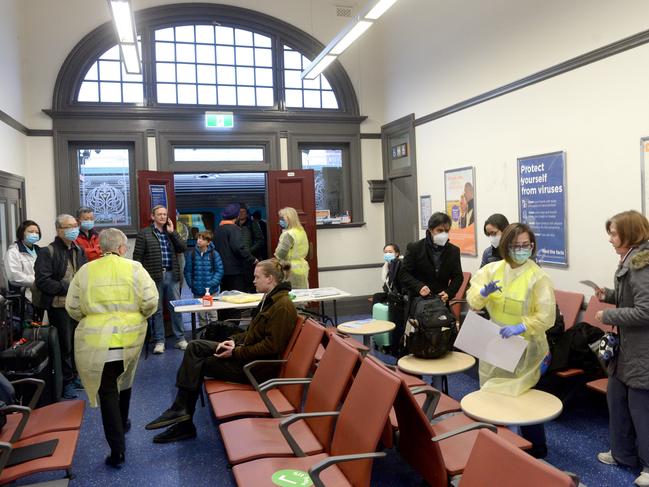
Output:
top-left (202, 288), bottom-right (213, 307)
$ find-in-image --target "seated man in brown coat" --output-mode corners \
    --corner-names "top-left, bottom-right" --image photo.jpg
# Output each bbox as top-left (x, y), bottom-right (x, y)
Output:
top-left (145, 259), bottom-right (297, 443)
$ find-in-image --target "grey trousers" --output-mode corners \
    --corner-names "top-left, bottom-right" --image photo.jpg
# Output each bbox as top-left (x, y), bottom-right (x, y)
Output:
top-left (608, 374), bottom-right (649, 468)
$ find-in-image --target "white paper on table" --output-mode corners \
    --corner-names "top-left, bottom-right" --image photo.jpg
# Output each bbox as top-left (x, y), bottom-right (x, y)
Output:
top-left (454, 310), bottom-right (528, 373)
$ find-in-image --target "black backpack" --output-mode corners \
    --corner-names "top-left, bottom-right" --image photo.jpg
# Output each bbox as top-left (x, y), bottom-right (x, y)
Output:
top-left (405, 296), bottom-right (457, 359)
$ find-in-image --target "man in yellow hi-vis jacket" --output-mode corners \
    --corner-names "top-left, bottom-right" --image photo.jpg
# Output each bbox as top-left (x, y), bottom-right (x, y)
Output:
top-left (66, 228), bottom-right (158, 468)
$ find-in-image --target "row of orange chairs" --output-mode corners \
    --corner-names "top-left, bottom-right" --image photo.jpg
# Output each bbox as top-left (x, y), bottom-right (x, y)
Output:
top-left (203, 317), bottom-right (576, 486)
top-left (0, 379), bottom-right (85, 485)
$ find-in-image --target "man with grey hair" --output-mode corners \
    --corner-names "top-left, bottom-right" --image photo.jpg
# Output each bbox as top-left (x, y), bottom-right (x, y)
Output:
top-left (133, 205), bottom-right (187, 354)
top-left (75, 206), bottom-right (101, 261)
top-left (34, 213), bottom-right (87, 399)
top-left (67, 228), bottom-right (158, 467)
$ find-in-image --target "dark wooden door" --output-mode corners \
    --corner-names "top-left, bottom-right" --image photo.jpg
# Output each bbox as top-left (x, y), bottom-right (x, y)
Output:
top-left (267, 169), bottom-right (318, 288)
top-left (136, 170), bottom-right (176, 228)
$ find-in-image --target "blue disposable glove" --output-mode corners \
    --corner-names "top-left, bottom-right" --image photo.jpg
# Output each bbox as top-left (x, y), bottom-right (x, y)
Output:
top-left (499, 323), bottom-right (526, 338)
top-left (480, 280), bottom-right (502, 298)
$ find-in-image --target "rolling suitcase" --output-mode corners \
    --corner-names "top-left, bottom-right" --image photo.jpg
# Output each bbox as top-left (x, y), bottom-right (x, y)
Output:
top-left (372, 303), bottom-right (391, 348)
top-left (22, 325), bottom-right (63, 405)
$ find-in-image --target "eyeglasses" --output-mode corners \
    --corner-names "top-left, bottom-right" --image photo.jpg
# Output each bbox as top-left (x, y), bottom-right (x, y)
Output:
top-left (509, 243), bottom-right (533, 251)
top-left (60, 224), bottom-right (79, 230)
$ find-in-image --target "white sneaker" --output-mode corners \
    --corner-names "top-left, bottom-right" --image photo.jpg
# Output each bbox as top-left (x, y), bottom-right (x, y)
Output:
top-left (597, 451), bottom-right (617, 465)
top-left (635, 468), bottom-right (649, 487)
top-left (153, 342), bottom-right (165, 354)
top-left (175, 339), bottom-right (188, 351)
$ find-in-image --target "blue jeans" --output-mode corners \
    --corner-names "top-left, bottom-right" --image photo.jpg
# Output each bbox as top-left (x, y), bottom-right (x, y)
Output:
top-left (153, 271), bottom-right (185, 344)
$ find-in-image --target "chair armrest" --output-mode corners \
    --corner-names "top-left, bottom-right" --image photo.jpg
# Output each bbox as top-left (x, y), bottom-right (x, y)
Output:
top-left (258, 378), bottom-right (312, 393)
top-left (258, 379), bottom-right (313, 418)
top-left (448, 299), bottom-right (467, 306)
top-left (431, 422), bottom-right (497, 442)
top-left (10, 378), bottom-right (45, 409)
top-left (279, 411), bottom-right (340, 457)
top-left (309, 451), bottom-right (386, 487)
top-left (1, 405), bottom-right (32, 443)
top-left (410, 386), bottom-right (441, 420)
top-left (243, 359), bottom-right (287, 390)
top-left (0, 441), bottom-right (12, 472)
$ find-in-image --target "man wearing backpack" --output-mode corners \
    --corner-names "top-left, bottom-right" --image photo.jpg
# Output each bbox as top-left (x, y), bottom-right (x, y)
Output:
top-left (184, 230), bottom-right (224, 327)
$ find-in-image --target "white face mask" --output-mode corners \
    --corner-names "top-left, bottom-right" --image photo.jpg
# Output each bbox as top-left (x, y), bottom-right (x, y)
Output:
top-left (432, 232), bottom-right (449, 246)
top-left (489, 234), bottom-right (501, 248)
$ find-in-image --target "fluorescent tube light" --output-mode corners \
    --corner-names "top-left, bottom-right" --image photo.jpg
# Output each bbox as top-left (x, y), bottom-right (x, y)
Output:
top-left (302, 55), bottom-right (337, 80)
top-left (109, 0), bottom-right (135, 43)
top-left (330, 20), bottom-right (372, 55)
top-left (301, 0), bottom-right (399, 80)
top-left (107, 0), bottom-right (141, 74)
top-left (365, 0), bottom-right (399, 20)
top-left (120, 43), bottom-right (141, 74)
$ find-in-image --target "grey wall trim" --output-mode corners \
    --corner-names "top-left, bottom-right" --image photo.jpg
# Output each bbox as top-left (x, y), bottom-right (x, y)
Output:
top-left (0, 109), bottom-right (53, 137)
top-left (415, 28), bottom-right (649, 127)
top-left (318, 263), bottom-right (382, 272)
top-left (360, 133), bottom-right (381, 139)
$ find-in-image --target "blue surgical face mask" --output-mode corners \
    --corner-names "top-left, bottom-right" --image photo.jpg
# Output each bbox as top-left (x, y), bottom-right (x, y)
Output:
top-left (383, 252), bottom-right (396, 263)
top-left (510, 248), bottom-right (532, 264)
top-left (64, 227), bottom-right (80, 241)
top-left (279, 219), bottom-right (288, 229)
top-left (80, 220), bottom-right (95, 231)
top-left (24, 233), bottom-right (40, 245)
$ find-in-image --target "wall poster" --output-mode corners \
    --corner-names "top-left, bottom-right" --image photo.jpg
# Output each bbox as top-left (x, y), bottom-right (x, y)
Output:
top-left (517, 151), bottom-right (567, 267)
top-left (444, 166), bottom-right (476, 255)
top-left (149, 184), bottom-right (168, 209)
top-left (420, 195), bottom-right (432, 230)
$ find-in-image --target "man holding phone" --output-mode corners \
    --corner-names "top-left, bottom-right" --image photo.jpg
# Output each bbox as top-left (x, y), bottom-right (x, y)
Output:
top-left (133, 205), bottom-right (187, 354)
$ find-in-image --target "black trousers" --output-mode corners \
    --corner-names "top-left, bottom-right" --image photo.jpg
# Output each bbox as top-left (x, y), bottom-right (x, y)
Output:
top-left (176, 339), bottom-right (248, 396)
top-left (608, 374), bottom-right (649, 467)
top-left (98, 361), bottom-right (131, 455)
top-left (48, 307), bottom-right (77, 384)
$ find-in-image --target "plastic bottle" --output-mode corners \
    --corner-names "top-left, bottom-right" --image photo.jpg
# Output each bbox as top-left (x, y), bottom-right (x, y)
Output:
top-left (202, 288), bottom-right (213, 307)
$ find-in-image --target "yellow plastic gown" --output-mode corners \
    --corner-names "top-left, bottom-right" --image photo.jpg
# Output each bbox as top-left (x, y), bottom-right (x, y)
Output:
top-left (65, 254), bottom-right (158, 407)
top-left (466, 259), bottom-right (555, 396)
top-left (275, 227), bottom-right (309, 289)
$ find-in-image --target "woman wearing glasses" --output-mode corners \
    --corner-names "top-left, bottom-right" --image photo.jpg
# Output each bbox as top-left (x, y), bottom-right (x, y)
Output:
top-left (467, 223), bottom-right (555, 456)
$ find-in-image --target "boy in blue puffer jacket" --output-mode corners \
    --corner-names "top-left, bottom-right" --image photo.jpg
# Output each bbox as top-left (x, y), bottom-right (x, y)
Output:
top-left (184, 231), bottom-right (224, 326)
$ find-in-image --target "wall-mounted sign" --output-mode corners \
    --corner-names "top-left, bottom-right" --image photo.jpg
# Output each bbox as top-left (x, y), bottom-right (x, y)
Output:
top-left (420, 195), bottom-right (432, 230)
top-left (517, 151), bottom-right (567, 267)
top-left (391, 142), bottom-right (408, 159)
top-left (149, 184), bottom-right (168, 209)
top-left (205, 111), bottom-right (234, 128)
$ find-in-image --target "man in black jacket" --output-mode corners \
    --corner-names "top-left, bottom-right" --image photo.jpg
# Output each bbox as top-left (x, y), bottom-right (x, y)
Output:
top-left (133, 206), bottom-right (187, 355)
top-left (236, 204), bottom-right (265, 291)
top-left (34, 214), bottom-right (87, 399)
top-left (214, 203), bottom-right (257, 320)
top-left (401, 212), bottom-right (464, 305)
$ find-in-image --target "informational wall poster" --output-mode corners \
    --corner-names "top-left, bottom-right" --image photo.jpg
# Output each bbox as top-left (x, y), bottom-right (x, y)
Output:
top-left (641, 137), bottom-right (649, 216)
top-left (149, 184), bottom-right (168, 209)
top-left (517, 151), bottom-right (567, 267)
top-left (420, 195), bottom-right (432, 230)
top-left (444, 166), bottom-right (477, 255)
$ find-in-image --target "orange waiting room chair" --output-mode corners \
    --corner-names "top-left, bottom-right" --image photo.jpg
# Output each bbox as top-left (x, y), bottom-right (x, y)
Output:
top-left (458, 429), bottom-right (575, 487)
top-left (392, 379), bottom-right (531, 486)
top-left (204, 314), bottom-right (306, 396)
top-left (553, 290), bottom-right (584, 331)
top-left (0, 379), bottom-right (85, 444)
top-left (219, 333), bottom-right (361, 465)
top-left (209, 318), bottom-right (325, 420)
top-left (231, 356), bottom-right (401, 487)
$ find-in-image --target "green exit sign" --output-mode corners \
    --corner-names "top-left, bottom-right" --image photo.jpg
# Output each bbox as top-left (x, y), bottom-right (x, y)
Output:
top-left (205, 112), bottom-right (234, 128)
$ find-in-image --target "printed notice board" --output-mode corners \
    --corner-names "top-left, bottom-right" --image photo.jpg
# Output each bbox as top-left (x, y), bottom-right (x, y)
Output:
top-left (517, 151), bottom-right (567, 267)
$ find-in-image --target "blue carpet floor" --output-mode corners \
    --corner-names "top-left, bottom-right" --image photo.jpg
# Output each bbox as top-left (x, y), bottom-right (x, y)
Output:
top-left (13, 313), bottom-right (640, 487)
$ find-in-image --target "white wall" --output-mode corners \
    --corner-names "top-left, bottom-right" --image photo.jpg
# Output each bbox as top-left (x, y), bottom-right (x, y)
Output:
top-left (415, 45), bottom-right (649, 292)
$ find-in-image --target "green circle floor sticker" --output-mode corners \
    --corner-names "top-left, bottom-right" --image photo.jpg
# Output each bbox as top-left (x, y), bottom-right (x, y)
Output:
top-left (271, 469), bottom-right (313, 486)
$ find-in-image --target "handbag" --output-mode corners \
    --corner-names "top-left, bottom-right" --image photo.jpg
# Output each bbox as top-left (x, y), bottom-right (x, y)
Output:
top-left (597, 331), bottom-right (619, 362)
top-left (0, 339), bottom-right (48, 371)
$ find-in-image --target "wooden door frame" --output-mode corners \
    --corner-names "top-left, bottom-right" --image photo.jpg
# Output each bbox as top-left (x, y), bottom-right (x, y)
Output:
top-left (381, 114), bottom-right (418, 245)
top-left (0, 170), bottom-right (26, 220)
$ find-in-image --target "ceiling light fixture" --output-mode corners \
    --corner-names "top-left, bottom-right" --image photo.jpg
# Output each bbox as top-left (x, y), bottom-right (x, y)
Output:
top-left (108, 0), bottom-right (141, 74)
top-left (301, 0), bottom-right (399, 80)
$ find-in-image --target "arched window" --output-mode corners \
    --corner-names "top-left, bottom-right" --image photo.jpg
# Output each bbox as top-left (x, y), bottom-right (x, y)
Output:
top-left (61, 5), bottom-right (356, 113)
